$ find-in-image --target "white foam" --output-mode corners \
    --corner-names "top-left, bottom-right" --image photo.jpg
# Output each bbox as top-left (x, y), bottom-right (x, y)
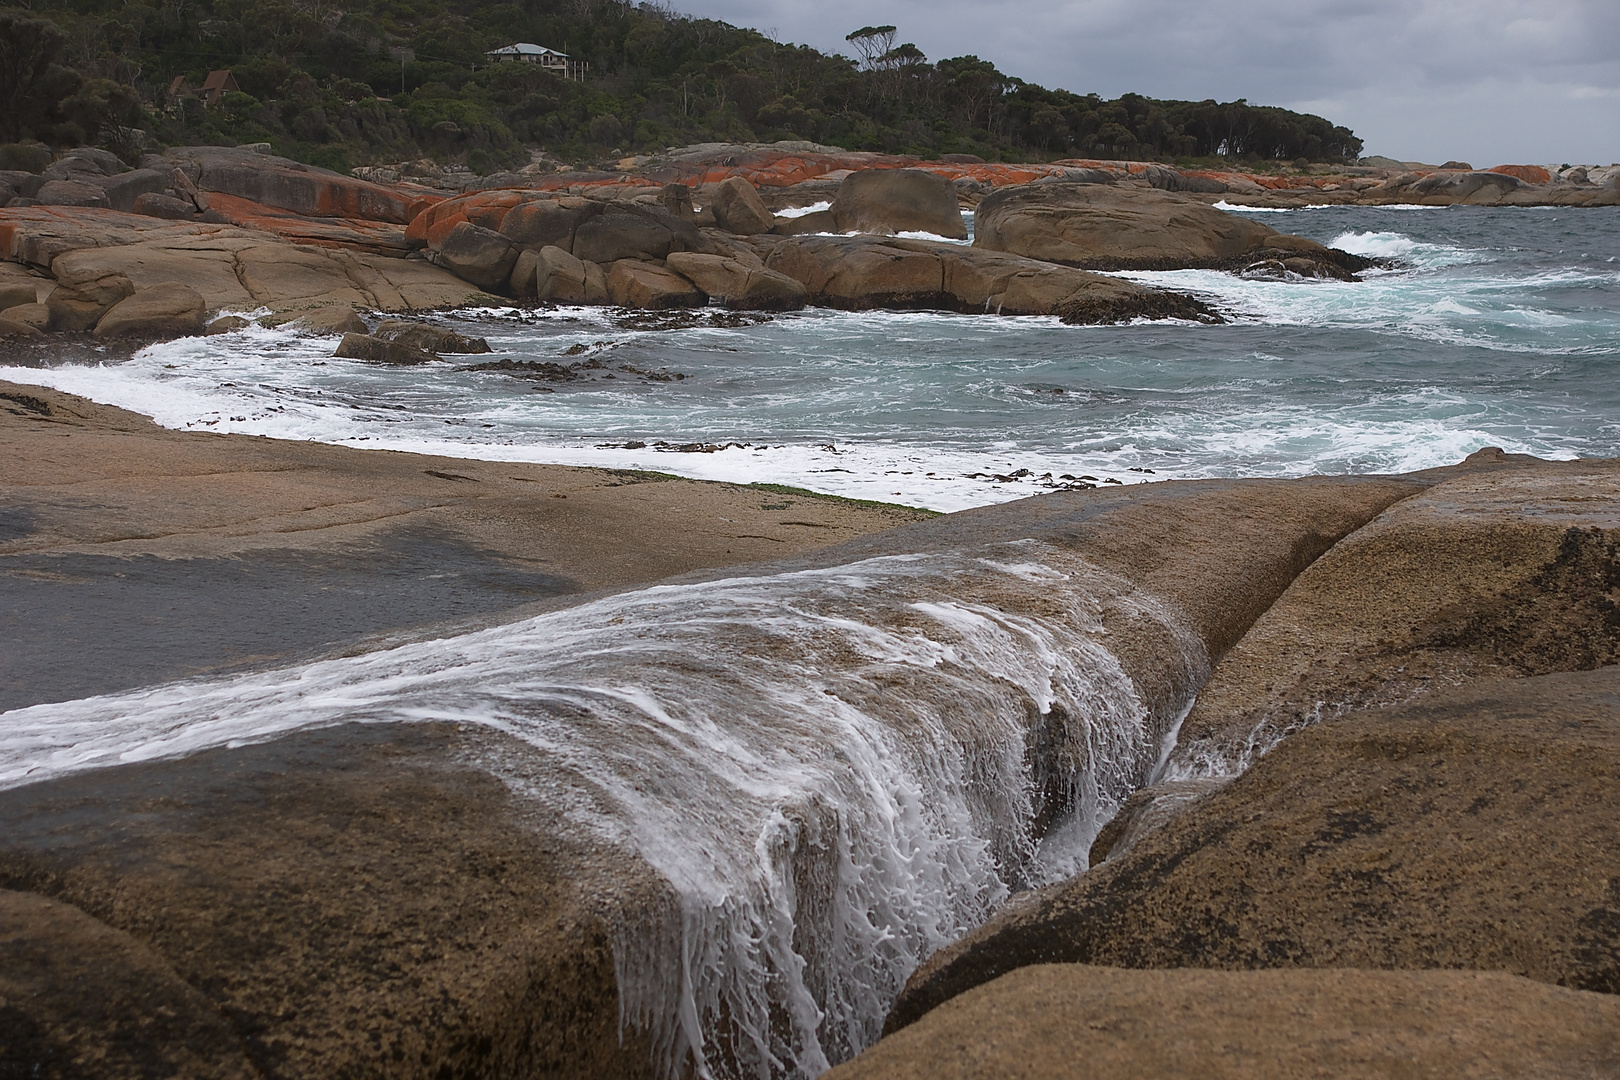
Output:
top-left (774, 201), bottom-right (831, 218)
top-left (0, 542), bottom-right (1206, 1078)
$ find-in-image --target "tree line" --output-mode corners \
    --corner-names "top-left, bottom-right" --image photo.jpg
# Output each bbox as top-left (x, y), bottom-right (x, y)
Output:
top-left (0, 0), bottom-right (1363, 172)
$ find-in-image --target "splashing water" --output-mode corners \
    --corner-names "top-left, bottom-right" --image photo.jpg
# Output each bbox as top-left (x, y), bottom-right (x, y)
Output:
top-left (0, 540), bottom-right (1206, 1077)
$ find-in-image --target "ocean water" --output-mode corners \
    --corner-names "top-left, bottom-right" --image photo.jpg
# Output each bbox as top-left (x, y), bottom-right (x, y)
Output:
top-left (5, 205), bottom-right (1617, 511)
top-left (3, 205), bottom-right (1618, 1076)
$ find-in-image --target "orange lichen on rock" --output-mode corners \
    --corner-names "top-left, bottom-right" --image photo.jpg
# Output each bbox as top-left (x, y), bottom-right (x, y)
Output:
top-left (1490, 164), bottom-right (1552, 185)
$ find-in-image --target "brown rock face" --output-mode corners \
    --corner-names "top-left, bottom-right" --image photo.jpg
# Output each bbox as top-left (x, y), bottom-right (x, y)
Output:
top-left (436, 221), bottom-right (519, 292)
top-left (284, 305), bottom-right (368, 336)
top-left (35, 179), bottom-right (111, 209)
top-left (572, 212), bottom-right (679, 264)
top-left (838, 966), bottom-right (1620, 1080)
top-left (709, 176), bottom-right (775, 235)
top-left (5, 207), bottom-right (482, 316)
top-left (92, 282), bottom-right (207, 340)
top-left (832, 169), bottom-right (967, 239)
top-left (0, 316), bottom-right (44, 339)
top-left (1169, 452), bottom-right (1620, 774)
top-left (374, 318), bottom-right (491, 354)
top-left (0, 724), bottom-right (668, 1080)
top-left (528, 245), bottom-right (595, 303)
top-left (0, 889), bottom-right (262, 1079)
top-left (0, 283), bottom-right (37, 310)
top-left (170, 146), bottom-right (421, 224)
top-left (973, 182), bottom-right (1363, 273)
top-left (498, 197), bottom-right (600, 251)
top-left (45, 273), bottom-right (135, 331)
top-left (605, 259), bottom-right (706, 309)
top-left (332, 331), bottom-right (438, 365)
top-left (131, 191), bottom-right (198, 219)
top-left (663, 250), bottom-right (807, 310)
top-left (888, 665), bottom-right (1620, 1031)
top-left (764, 234), bottom-right (1217, 321)
top-left (0, 303), bottom-right (49, 330)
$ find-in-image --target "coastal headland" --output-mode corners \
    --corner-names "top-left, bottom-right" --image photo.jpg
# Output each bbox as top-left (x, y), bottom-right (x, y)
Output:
top-left (5, 140), bottom-right (1617, 352)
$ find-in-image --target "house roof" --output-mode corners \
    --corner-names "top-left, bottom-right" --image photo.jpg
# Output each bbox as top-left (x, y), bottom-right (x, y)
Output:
top-left (200, 70), bottom-right (237, 91)
top-left (484, 42), bottom-right (567, 57)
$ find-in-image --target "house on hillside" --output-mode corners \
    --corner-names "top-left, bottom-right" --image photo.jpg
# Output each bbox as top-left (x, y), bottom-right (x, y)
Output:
top-left (483, 43), bottom-right (587, 80)
top-left (199, 70), bottom-right (240, 106)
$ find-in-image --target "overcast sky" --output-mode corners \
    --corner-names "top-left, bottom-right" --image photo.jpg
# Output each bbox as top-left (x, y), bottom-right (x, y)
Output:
top-left (687, 0), bottom-right (1620, 166)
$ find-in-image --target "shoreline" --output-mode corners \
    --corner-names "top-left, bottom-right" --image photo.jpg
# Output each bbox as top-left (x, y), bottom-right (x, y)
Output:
top-left (0, 379), bottom-right (933, 711)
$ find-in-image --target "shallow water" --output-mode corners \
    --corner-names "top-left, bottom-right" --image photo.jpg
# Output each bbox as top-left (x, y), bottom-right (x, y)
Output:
top-left (5, 205), bottom-right (1617, 511)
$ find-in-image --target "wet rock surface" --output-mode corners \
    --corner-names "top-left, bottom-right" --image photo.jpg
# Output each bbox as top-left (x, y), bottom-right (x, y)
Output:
top-left (887, 664), bottom-right (1620, 1032)
top-left (1171, 449), bottom-right (1620, 774)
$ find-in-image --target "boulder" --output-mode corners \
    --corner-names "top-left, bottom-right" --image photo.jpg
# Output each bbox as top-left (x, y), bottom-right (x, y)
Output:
top-left (842, 966), bottom-right (1620, 1080)
top-left (132, 192), bottom-right (199, 220)
top-left (529, 245), bottom-right (594, 304)
top-left (831, 169), bottom-right (967, 239)
top-left (204, 315), bottom-right (251, 335)
top-left (973, 182), bottom-right (1361, 272)
top-left (287, 306), bottom-right (369, 336)
top-left (1440, 160), bottom-right (1473, 170)
top-left (771, 209), bottom-right (839, 235)
top-left (1169, 453), bottom-right (1620, 774)
top-left (168, 146), bottom-right (422, 224)
top-left (0, 303), bottom-right (50, 330)
top-left (604, 259), bottom-right (706, 309)
top-left (374, 319), bottom-right (491, 354)
top-left (1411, 170), bottom-right (1521, 203)
top-left (53, 147), bottom-right (124, 175)
top-left (0, 179), bottom-right (15, 207)
top-left (508, 248), bottom-right (541, 298)
top-left (0, 316), bottom-right (43, 339)
top-left (93, 169), bottom-right (171, 213)
top-left (763, 234), bottom-right (1218, 321)
top-left (436, 222), bottom-right (520, 292)
top-left (498, 197), bottom-right (601, 251)
top-left (46, 274), bottom-right (135, 332)
top-left (889, 665), bottom-right (1620, 1031)
top-left (35, 179), bottom-right (111, 209)
top-left (332, 331), bottom-right (438, 365)
top-left (92, 282), bottom-right (207, 340)
top-left (709, 176), bottom-right (774, 235)
top-left (572, 212), bottom-right (677, 264)
top-left (660, 182), bottom-right (695, 219)
top-left (0, 283), bottom-right (38, 310)
top-left (662, 251), bottom-right (807, 310)
top-left (1490, 164), bottom-right (1552, 185)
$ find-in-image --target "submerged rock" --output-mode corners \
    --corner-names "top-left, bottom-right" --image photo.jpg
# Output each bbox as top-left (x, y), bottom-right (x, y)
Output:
top-left (373, 318), bottom-right (491, 354)
top-left (332, 331), bottom-right (437, 365)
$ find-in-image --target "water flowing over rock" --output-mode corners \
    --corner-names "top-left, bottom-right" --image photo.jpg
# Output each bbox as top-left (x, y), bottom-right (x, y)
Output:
top-left (887, 665), bottom-right (1620, 1033)
top-left (0, 476), bottom-right (1412, 1079)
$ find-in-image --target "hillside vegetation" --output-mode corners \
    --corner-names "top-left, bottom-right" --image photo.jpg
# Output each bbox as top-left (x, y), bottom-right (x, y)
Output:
top-left (0, 0), bottom-right (1364, 172)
